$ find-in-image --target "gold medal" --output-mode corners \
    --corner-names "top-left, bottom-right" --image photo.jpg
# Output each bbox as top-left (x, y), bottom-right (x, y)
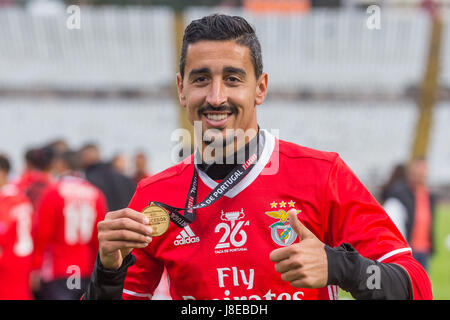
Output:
top-left (141, 202), bottom-right (170, 237)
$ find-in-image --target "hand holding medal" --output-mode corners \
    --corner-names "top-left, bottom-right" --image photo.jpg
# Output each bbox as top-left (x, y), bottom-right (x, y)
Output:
top-left (97, 208), bottom-right (154, 270)
top-left (97, 149), bottom-right (259, 270)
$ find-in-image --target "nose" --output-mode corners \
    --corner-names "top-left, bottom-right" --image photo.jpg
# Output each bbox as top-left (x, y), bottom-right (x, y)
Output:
top-left (206, 78), bottom-right (227, 107)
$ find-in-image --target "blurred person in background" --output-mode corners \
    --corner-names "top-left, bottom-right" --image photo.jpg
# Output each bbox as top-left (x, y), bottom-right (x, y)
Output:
top-left (383, 157), bottom-right (437, 271)
top-left (31, 150), bottom-right (107, 300)
top-left (15, 146), bottom-right (55, 210)
top-left (110, 152), bottom-right (128, 176)
top-left (0, 154), bottom-right (34, 300)
top-left (13, 145), bottom-right (55, 300)
top-left (46, 139), bottom-right (70, 179)
top-left (79, 143), bottom-right (135, 211)
top-left (380, 163), bottom-right (406, 204)
top-left (132, 151), bottom-right (151, 185)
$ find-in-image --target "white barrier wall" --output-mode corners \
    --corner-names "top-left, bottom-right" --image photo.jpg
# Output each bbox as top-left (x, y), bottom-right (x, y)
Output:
top-left (1, 6), bottom-right (449, 91)
top-left (0, 6), bottom-right (175, 90)
top-left (185, 7), bottom-right (433, 93)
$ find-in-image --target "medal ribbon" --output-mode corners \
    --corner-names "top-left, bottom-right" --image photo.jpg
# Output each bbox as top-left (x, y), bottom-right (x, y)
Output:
top-left (149, 152), bottom-right (258, 228)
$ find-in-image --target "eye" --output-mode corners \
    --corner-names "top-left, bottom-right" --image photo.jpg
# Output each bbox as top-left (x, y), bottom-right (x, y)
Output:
top-left (225, 76), bottom-right (240, 83)
top-left (193, 76), bottom-right (207, 83)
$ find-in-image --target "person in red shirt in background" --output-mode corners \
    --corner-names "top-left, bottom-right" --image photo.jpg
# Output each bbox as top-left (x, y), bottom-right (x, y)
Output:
top-left (15, 146), bottom-right (55, 211)
top-left (0, 154), bottom-right (34, 300)
top-left (32, 150), bottom-right (107, 299)
top-left (14, 145), bottom-right (56, 299)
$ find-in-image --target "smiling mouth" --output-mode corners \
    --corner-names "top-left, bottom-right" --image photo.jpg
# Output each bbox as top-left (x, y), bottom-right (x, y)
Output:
top-left (204, 113), bottom-right (232, 121)
top-left (202, 112), bottom-right (233, 127)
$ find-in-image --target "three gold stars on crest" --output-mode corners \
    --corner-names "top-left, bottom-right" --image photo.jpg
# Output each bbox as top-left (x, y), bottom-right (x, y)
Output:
top-left (270, 200), bottom-right (295, 209)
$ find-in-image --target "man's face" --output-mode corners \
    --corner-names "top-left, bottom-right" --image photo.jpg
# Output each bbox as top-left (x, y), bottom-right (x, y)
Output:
top-left (408, 159), bottom-right (428, 187)
top-left (177, 40), bottom-right (268, 151)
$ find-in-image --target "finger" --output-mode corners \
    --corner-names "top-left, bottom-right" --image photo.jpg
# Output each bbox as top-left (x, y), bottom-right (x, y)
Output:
top-left (280, 269), bottom-right (304, 283)
top-left (290, 278), bottom-right (313, 289)
top-left (269, 247), bottom-right (293, 262)
top-left (274, 257), bottom-right (302, 274)
top-left (99, 217), bottom-right (153, 236)
top-left (100, 230), bottom-right (152, 244)
top-left (101, 240), bottom-right (150, 254)
top-left (288, 209), bottom-right (315, 240)
top-left (105, 208), bottom-right (149, 225)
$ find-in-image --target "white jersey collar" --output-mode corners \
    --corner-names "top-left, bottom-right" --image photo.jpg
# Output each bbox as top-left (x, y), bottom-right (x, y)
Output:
top-left (194, 129), bottom-right (275, 198)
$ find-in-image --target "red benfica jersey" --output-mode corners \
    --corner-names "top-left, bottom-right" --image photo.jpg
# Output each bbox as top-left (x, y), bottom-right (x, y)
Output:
top-left (0, 184), bottom-right (34, 299)
top-left (33, 175), bottom-right (107, 281)
top-left (123, 130), bottom-right (432, 300)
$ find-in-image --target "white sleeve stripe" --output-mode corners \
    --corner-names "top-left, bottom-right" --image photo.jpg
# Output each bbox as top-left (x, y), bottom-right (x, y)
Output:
top-left (123, 289), bottom-right (152, 299)
top-left (377, 247), bottom-right (412, 263)
top-left (333, 285), bottom-right (338, 300)
top-left (327, 285), bottom-right (335, 300)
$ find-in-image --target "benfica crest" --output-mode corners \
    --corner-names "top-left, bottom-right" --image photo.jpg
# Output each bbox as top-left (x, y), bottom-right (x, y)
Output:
top-left (265, 204), bottom-right (300, 246)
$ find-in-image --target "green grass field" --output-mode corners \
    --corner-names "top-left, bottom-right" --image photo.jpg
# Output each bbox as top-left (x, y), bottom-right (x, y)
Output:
top-left (429, 204), bottom-right (450, 299)
top-left (338, 203), bottom-right (450, 300)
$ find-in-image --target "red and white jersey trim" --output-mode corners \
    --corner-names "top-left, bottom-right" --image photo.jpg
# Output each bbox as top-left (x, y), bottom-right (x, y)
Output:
top-left (327, 285), bottom-right (339, 300)
top-left (123, 289), bottom-right (152, 299)
top-left (377, 247), bottom-right (412, 263)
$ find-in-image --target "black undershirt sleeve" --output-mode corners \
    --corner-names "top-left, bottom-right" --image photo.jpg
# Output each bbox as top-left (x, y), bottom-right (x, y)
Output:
top-left (82, 253), bottom-right (136, 300)
top-left (325, 243), bottom-right (412, 300)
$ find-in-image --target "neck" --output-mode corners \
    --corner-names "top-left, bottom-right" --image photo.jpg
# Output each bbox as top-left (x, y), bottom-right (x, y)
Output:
top-left (197, 126), bottom-right (259, 163)
top-left (197, 128), bottom-right (261, 180)
top-left (0, 175), bottom-right (7, 189)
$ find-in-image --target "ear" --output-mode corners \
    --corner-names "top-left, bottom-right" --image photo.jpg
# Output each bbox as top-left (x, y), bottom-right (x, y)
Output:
top-left (176, 73), bottom-right (186, 108)
top-left (255, 72), bottom-right (268, 106)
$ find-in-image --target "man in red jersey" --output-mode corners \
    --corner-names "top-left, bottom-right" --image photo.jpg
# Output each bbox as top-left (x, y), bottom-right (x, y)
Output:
top-left (83, 14), bottom-right (432, 300)
top-left (0, 154), bottom-right (34, 300)
top-left (32, 151), bottom-right (107, 299)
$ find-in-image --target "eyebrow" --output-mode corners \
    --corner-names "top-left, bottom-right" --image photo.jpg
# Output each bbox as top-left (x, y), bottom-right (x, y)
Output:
top-left (223, 66), bottom-right (247, 77)
top-left (188, 67), bottom-right (210, 79)
top-left (188, 66), bottom-right (247, 79)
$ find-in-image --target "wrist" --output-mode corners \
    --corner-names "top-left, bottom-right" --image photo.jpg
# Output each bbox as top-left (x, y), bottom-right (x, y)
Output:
top-left (97, 253), bottom-right (136, 274)
top-left (325, 243), bottom-right (361, 290)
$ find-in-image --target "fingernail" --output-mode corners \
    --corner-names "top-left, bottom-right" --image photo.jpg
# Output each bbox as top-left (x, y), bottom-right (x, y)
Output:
top-left (143, 217), bottom-right (149, 224)
top-left (146, 226), bottom-right (153, 234)
top-left (146, 236), bottom-right (152, 242)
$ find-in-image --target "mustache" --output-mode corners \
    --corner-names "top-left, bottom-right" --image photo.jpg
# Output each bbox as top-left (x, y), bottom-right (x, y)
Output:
top-left (198, 104), bottom-right (238, 116)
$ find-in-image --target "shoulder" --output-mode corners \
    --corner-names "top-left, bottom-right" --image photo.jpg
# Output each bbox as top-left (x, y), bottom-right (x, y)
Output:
top-left (0, 184), bottom-right (31, 207)
top-left (0, 184), bottom-right (25, 200)
top-left (277, 138), bottom-right (339, 164)
top-left (137, 154), bottom-right (194, 191)
top-left (56, 176), bottom-right (103, 200)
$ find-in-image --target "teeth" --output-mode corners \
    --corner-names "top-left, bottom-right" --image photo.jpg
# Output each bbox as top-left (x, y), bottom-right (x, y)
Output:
top-left (205, 113), bottom-right (229, 121)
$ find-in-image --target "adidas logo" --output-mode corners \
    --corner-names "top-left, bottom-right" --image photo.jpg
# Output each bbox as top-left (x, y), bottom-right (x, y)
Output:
top-left (173, 226), bottom-right (200, 246)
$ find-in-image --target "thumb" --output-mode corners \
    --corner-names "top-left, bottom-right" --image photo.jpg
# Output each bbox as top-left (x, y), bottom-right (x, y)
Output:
top-left (288, 209), bottom-right (315, 240)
